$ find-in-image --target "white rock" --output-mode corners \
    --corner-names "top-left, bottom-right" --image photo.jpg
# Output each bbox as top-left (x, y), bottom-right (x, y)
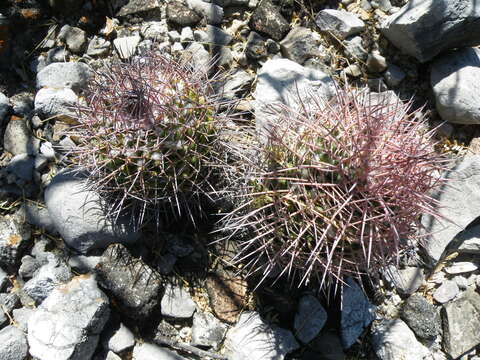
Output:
top-left (113, 36), bottom-right (141, 59)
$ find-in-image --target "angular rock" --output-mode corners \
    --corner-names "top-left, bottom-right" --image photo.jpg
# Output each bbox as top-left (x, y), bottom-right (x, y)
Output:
top-left (57, 25), bottom-right (86, 53)
top-left (294, 294), bottom-right (327, 343)
top-left (280, 26), bottom-right (321, 64)
top-left (161, 284), bottom-right (196, 319)
top-left (140, 21), bottom-right (168, 41)
top-left (0, 92), bottom-right (10, 123)
top-left (383, 266), bottom-right (425, 296)
top-left (431, 47), bottom-right (480, 124)
top-left (371, 319), bottom-right (429, 360)
top-left (401, 294), bottom-right (441, 340)
top-left (180, 27), bottom-right (194, 44)
top-left (185, 0), bottom-right (223, 25)
top-left (19, 255), bottom-right (41, 279)
top-left (0, 267), bottom-right (7, 291)
top-left (87, 37), bottom-right (111, 57)
top-left (34, 87), bottom-right (78, 122)
top-left (19, 202), bottom-right (56, 234)
top-left (367, 50), bottom-right (388, 73)
top-left (0, 326), bottom-right (28, 360)
top-left (383, 64), bottom-right (406, 87)
top-left (442, 290), bottom-right (480, 359)
top-left (194, 25), bottom-right (232, 46)
top-left (253, 58), bottom-right (333, 136)
top-left (224, 311), bottom-right (300, 360)
top-left (23, 254), bottom-right (73, 304)
top-left (245, 31), bottom-right (268, 60)
top-left (249, 0), bottom-right (290, 41)
top-left (344, 36), bottom-right (368, 61)
top-left (7, 154), bottom-right (35, 182)
top-left (36, 62), bottom-right (92, 93)
top-left (68, 255), bottom-right (101, 274)
top-left (116, 0), bottom-right (161, 18)
top-left (0, 293), bottom-right (21, 328)
top-left (0, 215), bottom-right (31, 271)
top-left (182, 42), bottom-right (211, 72)
top-left (220, 69), bottom-right (253, 100)
top-left (12, 307), bottom-right (34, 332)
top-left (315, 9), bottom-right (365, 40)
top-left (4, 116), bottom-right (34, 156)
top-left (103, 322), bottom-right (135, 354)
top-left (28, 275), bottom-right (110, 360)
top-left (380, 0), bottom-right (480, 63)
top-left (340, 278), bottom-right (375, 349)
top-left (113, 36), bottom-right (141, 60)
top-left (444, 261), bottom-right (478, 275)
top-left (95, 244), bottom-right (162, 320)
top-left (166, 2), bottom-right (201, 27)
top-left (421, 155), bottom-right (480, 263)
top-left (433, 280), bottom-right (459, 304)
top-left (132, 343), bottom-right (184, 360)
top-left (191, 311), bottom-right (227, 350)
top-left (44, 170), bottom-right (138, 254)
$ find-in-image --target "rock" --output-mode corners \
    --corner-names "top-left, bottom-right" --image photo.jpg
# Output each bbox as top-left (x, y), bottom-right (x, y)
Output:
top-left (103, 322), bottom-right (135, 354)
top-left (166, 2), bottom-right (201, 27)
top-left (18, 202), bottom-right (56, 234)
top-left (191, 311), bottom-right (227, 350)
top-left (455, 224), bottom-right (480, 254)
top-left (0, 92), bottom-right (11, 123)
top-left (220, 69), bottom-right (253, 100)
top-left (0, 293), bottom-right (21, 328)
top-left (194, 25), bottom-right (232, 46)
top-left (0, 326), bottom-right (28, 360)
top-left (68, 255), bottom-right (101, 273)
top-left (213, 46), bottom-right (233, 68)
top-left (380, 0), bottom-right (480, 63)
top-left (0, 267), bottom-right (7, 291)
top-left (4, 116), bottom-right (34, 156)
top-left (132, 343), bottom-right (184, 360)
top-left (44, 170), bottom-right (138, 254)
top-left (180, 27), bottom-right (194, 45)
top-left (182, 42), bottom-right (211, 72)
top-left (367, 50), bottom-right (387, 73)
top-left (23, 254), bottom-right (73, 304)
top-left (7, 154), bottom-right (34, 182)
top-left (442, 290), bottom-right (480, 359)
top-left (371, 319), bottom-right (429, 360)
top-left (383, 266), bottom-right (425, 296)
top-left (343, 64), bottom-right (362, 77)
top-left (444, 261), bottom-right (478, 274)
top-left (309, 330), bottom-right (345, 360)
top-left (18, 255), bottom-right (41, 279)
top-left (28, 274), bottom-right (110, 360)
top-left (86, 36), bottom-right (111, 57)
top-left (161, 284), bottom-right (196, 319)
top-left (116, 0), bottom-right (161, 18)
top-left (245, 31), bottom-right (268, 60)
top-left (315, 9), bottom-right (365, 40)
top-left (10, 93), bottom-right (34, 117)
top-left (0, 215), bottom-right (31, 271)
top-left (401, 294), bottom-right (441, 340)
top-left (12, 307), bottom-right (34, 332)
top-left (340, 278), bottom-right (375, 349)
top-left (36, 62), bottom-right (92, 93)
top-left (185, 0), bottom-right (223, 25)
top-left (57, 25), bottom-right (86, 53)
top-left (113, 36), bottom-right (141, 60)
top-left (224, 311), bottom-right (300, 360)
top-left (344, 36), bottom-right (368, 61)
top-left (155, 320), bottom-right (179, 340)
top-left (95, 244), bottom-right (162, 320)
top-left (253, 58), bottom-right (333, 136)
top-left (168, 30), bottom-right (181, 43)
top-left (280, 26), bottom-right (321, 64)
top-left (421, 155), bottom-right (480, 263)
top-left (140, 21), bottom-right (168, 41)
top-left (383, 64), bottom-right (406, 87)
top-left (431, 47), bottom-right (480, 124)
top-left (249, 0), bottom-right (290, 41)
top-left (294, 294), bottom-right (327, 343)
top-left (433, 280), bottom-right (459, 304)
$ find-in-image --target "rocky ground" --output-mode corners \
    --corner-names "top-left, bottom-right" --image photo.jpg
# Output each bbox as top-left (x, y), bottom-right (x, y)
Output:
top-left (1, 0), bottom-right (480, 359)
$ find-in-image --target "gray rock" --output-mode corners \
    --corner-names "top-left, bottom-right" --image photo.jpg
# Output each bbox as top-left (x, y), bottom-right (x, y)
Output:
top-left (383, 64), bottom-right (406, 87)
top-left (401, 294), bottom-right (441, 340)
top-left (180, 27), bottom-right (194, 45)
top-left (161, 284), bottom-right (196, 319)
top-left (113, 36), bottom-right (141, 60)
top-left (116, 0), bottom-right (161, 17)
top-left (0, 215), bottom-right (31, 271)
top-left (421, 155), bottom-right (480, 263)
top-left (44, 170), bottom-right (138, 254)
top-left (431, 47), bottom-right (480, 124)
top-left (95, 244), bottom-right (162, 320)
top-left (10, 93), bottom-right (33, 117)
top-left (0, 267), bottom-right (7, 291)
top-left (224, 311), bottom-right (299, 360)
top-left (12, 308), bottom-right (34, 332)
top-left (220, 69), bottom-right (253, 100)
top-left (442, 290), bottom-right (480, 359)
top-left (0, 92), bottom-right (11, 123)
top-left (68, 255), bottom-right (101, 273)
top-left (57, 25), bottom-right (86, 53)
top-left (7, 154), bottom-right (34, 182)
top-left (380, 0), bottom-right (480, 63)
top-left (315, 9), bottom-right (365, 40)
top-left (0, 326), bottom-right (28, 360)
top-left (194, 25), bottom-right (232, 46)
top-left (4, 116), bottom-right (34, 156)
top-left (213, 46), bottom-right (233, 68)
top-left (245, 31), bottom-right (268, 60)
top-left (0, 293), bottom-right (21, 327)
top-left (383, 266), bottom-right (425, 296)
top-left (132, 343), bottom-right (185, 360)
top-left (371, 319), bottom-right (429, 360)
top-left (191, 311), bottom-right (227, 350)
top-left (103, 322), bottom-right (135, 353)
top-left (18, 255), bottom-right (41, 279)
top-left (166, 1), bottom-right (201, 27)
top-left (23, 254), bottom-right (73, 304)
top-left (182, 42), bottom-right (211, 73)
top-left (309, 330), bottom-right (345, 360)
top-left (46, 47), bottom-right (70, 64)
top-left (185, 0), bottom-right (223, 25)
top-left (87, 37), bottom-right (111, 57)
top-left (18, 202), bottom-right (56, 234)
top-left (367, 50), bottom-right (387, 73)
top-left (28, 274), bottom-right (110, 360)
top-left (168, 30), bottom-right (181, 43)
top-left (280, 27), bottom-right (321, 64)
top-left (140, 21), bottom-right (168, 41)
top-left (294, 294), bottom-right (327, 343)
top-left (36, 62), bottom-right (92, 93)
top-left (444, 261), bottom-right (478, 274)
top-left (249, 0), bottom-right (290, 41)
top-left (156, 320), bottom-right (179, 340)
top-left (340, 278), bottom-right (375, 349)
top-left (344, 36), bottom-right (368, 61)
top-left (253, 58), bottom-right (334, 136)
top-left (433, 280), bottom-right (459, 304)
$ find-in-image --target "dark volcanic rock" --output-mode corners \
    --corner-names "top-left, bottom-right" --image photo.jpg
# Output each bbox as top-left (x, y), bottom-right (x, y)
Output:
top-left (401, 294), bottom-right (441, 340)
top-left (249, 0), bottom-right (290, 41)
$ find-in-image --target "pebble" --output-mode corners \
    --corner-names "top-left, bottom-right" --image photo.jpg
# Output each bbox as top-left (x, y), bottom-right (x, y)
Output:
top-left (366, 50), bottom-right (387, 72)
top-left (444, 261), bottom-right (478, 275)
top-left (161, 284), bottom-right (196, 319)
top-left (113, 36), bottom-right (141, 59)
top-left (57, 25), bottom-right (86, 53)
top-left (433, 280), bottom-right (459, 304)
top-left (383, 64), bottom-right (406, 87)
top-left (315, 9), bottom-right (365, 40)
top-left (294, 294), bottom-right (327, 343)
top-left (36, 62), bottom-right (92, 93)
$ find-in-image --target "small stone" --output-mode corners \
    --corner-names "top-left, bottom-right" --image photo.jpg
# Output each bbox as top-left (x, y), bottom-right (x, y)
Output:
top-left (245, 31), bottom-right (267, 60)
top-left (383, 266), bottom-right (425, 296)
top-left (168, 30), bottom-right (181, 43)
top-left (343, 64), bottom-right (362, 77)
top-left (182, 42), bottom-right (211, 72)
top-left (12, 307), bottom-right (34, 332)
top-left (194, 25), bottom-right (232, 46)
top-left (18, 255), bottom-right (41, 279)
top-left (0, 215), bottom-right (31, 271)
top-left (383, 64), bottom-right (406, 87)
top-left (132, 343), bottom-right (183, 360)
top-left (249, 0), bottom-right (290, 41)
top-left (185, 0), bottom-right (223, 25)
top-left (4, 116), bottom-right (34, 156)
top-left (344, 36), bottom-right (367, 61)
top-left (116, 0), bottom-right (161, 18)
top-left (10, 93), bottom-right (33, 117)
top-left (0, 267), bottom-right (7, 292)
top-left (104, 322), bottom-right (135, 353)
top-left (0, 326), bottom-right (28, 360)
top-left (180, 27), bottom-right (194, 45)
top-left (114, 36), bottom-right (141, 60)
top-left (68, 255), bottom-right (101, 273)
top-left (401, 294), bottom-right (441, 340)
top-left (140, 21), bottom-right (168, 41)
top-left (36, 62), bottom-right (92, 93)
top-left (0, 93), bottom-right (11, 123)
top-left (161, 284), bottom-right (196, 319)
top-left (220, 69), bottom-right (254, 100)
top-left (454, 275), bottom-right (470, 290)
top-left (444, 261), bottom-right (478, 275)
top-left (34, 87), bottom-right (78, 122)
top-left (166, 1), bottom-right (201, 27)
top-left (57, 25), bottom-right (86, 53)
top-left (366, 50), bottom-right (387, 73)
top-left (433, 280), bottom-right (459, 304)
top-left (191, 311), bottom-right (227, 350)
top-left (315, 9), bottom-right (365, 40)
top-left (294, 294), bottom-right (327, 343)
top-left (86, 36), bottom-right (111, 57)
top-left (280, 26), bottom-right (321, 64)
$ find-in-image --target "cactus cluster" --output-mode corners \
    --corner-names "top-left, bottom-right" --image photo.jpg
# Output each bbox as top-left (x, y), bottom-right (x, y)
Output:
top-left (69, 52), bottom-right (231, 229)
top-left (222, 87), bottom-right (448, 288)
